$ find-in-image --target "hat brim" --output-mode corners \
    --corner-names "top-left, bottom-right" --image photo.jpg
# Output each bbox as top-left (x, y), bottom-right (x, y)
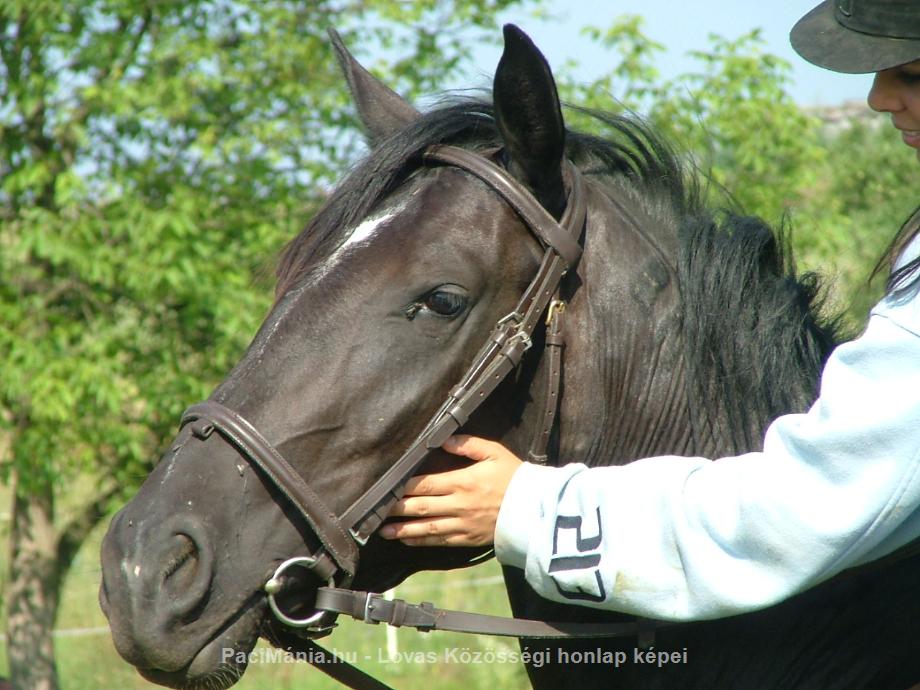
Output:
top-left (790, 0), bottom-right (920, 74)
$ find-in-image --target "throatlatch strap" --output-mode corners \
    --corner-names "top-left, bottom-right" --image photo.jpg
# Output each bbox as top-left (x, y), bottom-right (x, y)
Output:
top-left (528, 297), bottom-right (566, 464)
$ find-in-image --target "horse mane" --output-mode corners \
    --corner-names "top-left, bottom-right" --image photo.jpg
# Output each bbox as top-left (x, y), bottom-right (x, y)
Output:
top-left (677, 213), bottom-right (839, 453)
top-left (277, 99), bottom-right (840, 455)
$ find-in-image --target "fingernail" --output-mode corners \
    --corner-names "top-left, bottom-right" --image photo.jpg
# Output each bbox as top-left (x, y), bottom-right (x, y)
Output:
top-left (442, 436), bottom-right (459, 449)
top-left (380, 526), bottom-right (395, 539)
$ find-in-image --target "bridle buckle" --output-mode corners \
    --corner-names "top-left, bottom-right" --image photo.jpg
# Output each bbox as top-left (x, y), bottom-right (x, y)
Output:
top-left (496, 310), bottom-right (524, 328)
top-left (546, 299), bottom-right (566, 326)
top-left (363, 591), bottom-right (381, 624)
top-left (506, 330), bottom-right (533, 352)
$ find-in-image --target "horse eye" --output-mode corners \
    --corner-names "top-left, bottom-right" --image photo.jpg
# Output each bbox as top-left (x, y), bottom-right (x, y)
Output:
top-left (423, 290), bottom-right (466, 317)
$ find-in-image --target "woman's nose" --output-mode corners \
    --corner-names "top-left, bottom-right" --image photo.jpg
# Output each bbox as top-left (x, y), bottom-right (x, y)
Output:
top-left (867, 70), bottom-right (904, 114)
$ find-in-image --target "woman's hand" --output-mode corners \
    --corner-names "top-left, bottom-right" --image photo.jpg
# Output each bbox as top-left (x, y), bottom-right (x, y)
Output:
top-left (380, 435), bottom-right (523, 547)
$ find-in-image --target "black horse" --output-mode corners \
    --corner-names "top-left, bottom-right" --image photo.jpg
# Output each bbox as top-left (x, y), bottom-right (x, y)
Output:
top-left (99, 25), bottom-right (920, 690)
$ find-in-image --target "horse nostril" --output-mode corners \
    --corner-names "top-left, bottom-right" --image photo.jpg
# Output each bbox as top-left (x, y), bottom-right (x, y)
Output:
top-left (163, 534), bottom-right (198, 584)
top-left (158, 524), bottom-right (213, 621)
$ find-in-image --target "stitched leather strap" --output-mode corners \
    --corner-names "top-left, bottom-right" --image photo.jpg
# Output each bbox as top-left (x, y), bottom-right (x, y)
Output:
top-left (316, 587), bottom-right (671, 639)
top-left (181, 402), bottom-right (359, 580)
top-left (424, 145), bottom-right (584, 268)
top-left (528, 298), bottom-right (566, 464)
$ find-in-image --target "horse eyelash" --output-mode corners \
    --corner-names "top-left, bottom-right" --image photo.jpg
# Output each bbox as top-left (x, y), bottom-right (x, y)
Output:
top-left (405, 303), bottom-right (422, 320)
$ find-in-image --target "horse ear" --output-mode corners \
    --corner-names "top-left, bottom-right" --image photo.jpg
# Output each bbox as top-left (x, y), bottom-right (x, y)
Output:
top-left (328, 28), bottom-right (421, 144)
top-left (493, 24), bottom-right (566, 218)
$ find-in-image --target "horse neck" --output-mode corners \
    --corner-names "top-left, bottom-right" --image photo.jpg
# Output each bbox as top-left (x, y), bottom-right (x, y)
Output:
top-left (549, 182), bottom-right (694, 467)
top-left (551, 181), bottom-right (832, 468)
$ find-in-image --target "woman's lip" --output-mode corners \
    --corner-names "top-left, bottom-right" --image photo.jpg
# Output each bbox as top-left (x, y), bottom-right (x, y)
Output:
top-left (900, 129), bottom-right (920, 148)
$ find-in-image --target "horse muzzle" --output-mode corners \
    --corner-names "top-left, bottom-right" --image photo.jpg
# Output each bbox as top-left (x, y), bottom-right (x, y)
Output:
top-left (100, 510), bottom-right (217, 671)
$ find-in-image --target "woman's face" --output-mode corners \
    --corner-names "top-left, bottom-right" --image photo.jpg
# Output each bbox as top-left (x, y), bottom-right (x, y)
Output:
top-left (868, 59), bottom-right (920, 162)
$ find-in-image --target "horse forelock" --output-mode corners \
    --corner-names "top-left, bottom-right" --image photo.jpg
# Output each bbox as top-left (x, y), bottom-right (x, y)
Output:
top-left (273, 100), bottom-right (695, 302)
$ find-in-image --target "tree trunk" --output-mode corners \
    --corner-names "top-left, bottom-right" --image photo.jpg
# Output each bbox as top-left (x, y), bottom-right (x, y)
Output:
top-left (6, 471), bottom-right (59, 690)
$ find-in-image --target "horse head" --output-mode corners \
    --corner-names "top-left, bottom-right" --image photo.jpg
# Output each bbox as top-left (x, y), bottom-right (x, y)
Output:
top-left (100, 25), bottom-right (598, 689)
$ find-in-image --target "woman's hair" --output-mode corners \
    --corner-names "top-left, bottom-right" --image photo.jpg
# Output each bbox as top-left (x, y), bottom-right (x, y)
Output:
top-left (873, 205), bottom-right (920, 300)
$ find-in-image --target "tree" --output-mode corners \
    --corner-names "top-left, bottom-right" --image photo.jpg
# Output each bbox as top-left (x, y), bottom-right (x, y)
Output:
top-left (557, 22), bottom-right (825, 224)
top-left (556, 16), bottom-right (916, 328)
top-left (0, 1), bottom-right (536, 688)
top-left (797, 116), bottom-right (918, 322)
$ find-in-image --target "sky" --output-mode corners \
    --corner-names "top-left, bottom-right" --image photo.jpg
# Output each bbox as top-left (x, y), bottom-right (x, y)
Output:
top-left (466, 0), bottom-right (874, 107)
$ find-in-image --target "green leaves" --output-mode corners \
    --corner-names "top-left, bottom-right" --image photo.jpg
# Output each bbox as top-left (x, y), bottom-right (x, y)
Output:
top-left (3, 1), bottom-right (913, 494)
top-left (558, 16), bottom-right (915, 329)
top-left (559, 22), bottom-right (823, 218)
top-left (655, 31), bottom-right (822, 216)
top-left (1, 0), bottom-right (538, 494)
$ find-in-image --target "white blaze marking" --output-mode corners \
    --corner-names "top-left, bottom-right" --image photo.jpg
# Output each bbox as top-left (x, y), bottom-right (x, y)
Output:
top-left (243, 198), bottom-right (410, 364)
top-left (303, 199), bottom-right (409, 287)
top-left (342, 204), bottom-right (404, 248)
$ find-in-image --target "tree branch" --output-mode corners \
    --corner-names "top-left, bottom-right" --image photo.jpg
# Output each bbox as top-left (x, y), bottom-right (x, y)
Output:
top-left (0, 7), bottom-right (25, 89)
top-left (66, 8), bottom-right (155, 140)
top-left (114, 8), bottom-right (153, 78)
top-left (56, 481), bottom-right (120, 577)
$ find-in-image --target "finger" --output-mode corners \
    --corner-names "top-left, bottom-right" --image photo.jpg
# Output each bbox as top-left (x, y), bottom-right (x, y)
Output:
top-left (403, 465), bottom-right (476, 497)
top-left (379, 517), bottom-right (463, 542)
top-left (388, 495), bottom-right (456, 518)
top-left (402, 473), bottom-right (452, 496)
top-left (441, 434), bottom-right (507, 462)
top-left (401, 438), bottom-right (513, 496)
top-left (398, 534), bottom-right (476, 547)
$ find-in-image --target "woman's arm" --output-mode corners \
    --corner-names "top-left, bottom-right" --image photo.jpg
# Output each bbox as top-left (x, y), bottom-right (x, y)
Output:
top-left (384, 300), bottom-right (920, 620)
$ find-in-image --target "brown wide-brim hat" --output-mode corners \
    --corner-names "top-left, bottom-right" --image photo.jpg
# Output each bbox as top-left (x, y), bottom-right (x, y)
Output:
top-left (791, 0), bottom-right (920, 74)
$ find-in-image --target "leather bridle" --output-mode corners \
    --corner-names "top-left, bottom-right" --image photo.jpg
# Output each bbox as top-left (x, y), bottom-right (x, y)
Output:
top-left (178, 145), bottom-right (667, 690)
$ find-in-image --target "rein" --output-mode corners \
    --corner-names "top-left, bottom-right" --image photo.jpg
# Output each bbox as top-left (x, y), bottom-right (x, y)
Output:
top-left (179, 145), bottom-right (669, 689)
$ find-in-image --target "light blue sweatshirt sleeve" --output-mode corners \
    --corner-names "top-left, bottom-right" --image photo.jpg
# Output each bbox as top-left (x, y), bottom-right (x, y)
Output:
top-left (494, 282), bottom-right (920, 621)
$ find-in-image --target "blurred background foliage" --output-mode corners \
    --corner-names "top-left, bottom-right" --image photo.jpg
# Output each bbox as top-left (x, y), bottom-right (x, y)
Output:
top-left (0, 1), bottom-right (916, 688)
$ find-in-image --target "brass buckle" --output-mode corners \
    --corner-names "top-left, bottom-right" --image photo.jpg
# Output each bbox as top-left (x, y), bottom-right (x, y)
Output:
top-left (546, 299), bottom-right (566, 326)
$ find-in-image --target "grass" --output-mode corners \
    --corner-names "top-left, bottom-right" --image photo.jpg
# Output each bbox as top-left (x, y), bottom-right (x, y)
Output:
top-left (0, 516), bottom-right (531, 690)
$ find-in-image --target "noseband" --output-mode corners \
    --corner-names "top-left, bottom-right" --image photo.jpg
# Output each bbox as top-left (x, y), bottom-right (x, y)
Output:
top-left (179, 146), bottom-right (666, 689)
